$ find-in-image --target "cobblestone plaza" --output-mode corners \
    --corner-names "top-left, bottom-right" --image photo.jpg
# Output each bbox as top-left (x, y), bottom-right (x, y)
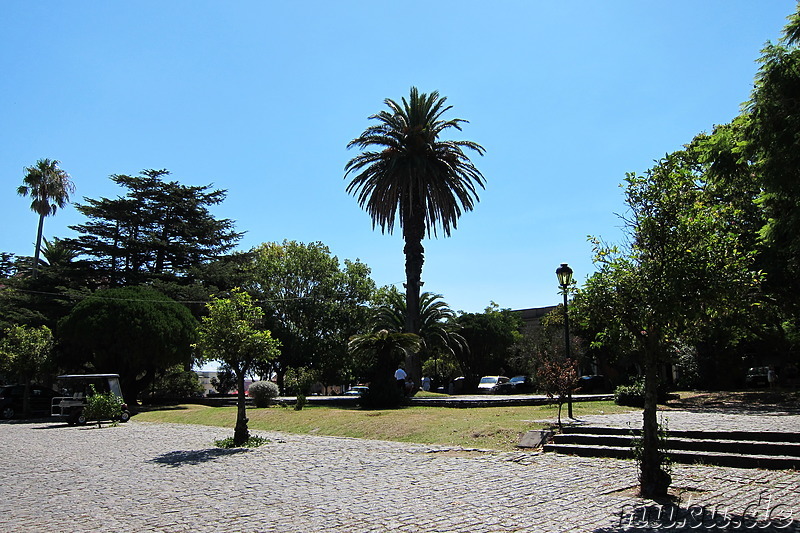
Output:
top-left (2, 409), bottom-right (799, 532)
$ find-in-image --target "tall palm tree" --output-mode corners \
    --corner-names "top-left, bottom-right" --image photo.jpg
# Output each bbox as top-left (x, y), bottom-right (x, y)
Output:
top-left (17, 159), bottom-right (76, 278)
top-left (345, 87), bottom-right (485, 388)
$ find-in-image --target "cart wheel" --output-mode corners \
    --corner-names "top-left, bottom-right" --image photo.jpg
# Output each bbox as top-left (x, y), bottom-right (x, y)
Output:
top-left (119, 410), bottom-right (130, 423)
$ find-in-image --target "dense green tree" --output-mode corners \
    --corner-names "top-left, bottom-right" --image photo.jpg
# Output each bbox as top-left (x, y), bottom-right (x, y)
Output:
top-left (57, 286), bottom-right (198, 405)
top-left (584, 150), bottom-right (761, 498)
top-left (746, 8), bottom-right (800, 316)
top-left (345, 87), bottom-right (486, 391)
top-left (0, 325), bottom-right (53, 416)
top-left (348, 329), bottom-right (420, 408)
top-left (16, 159), bottom-right (76, 279)
top-left (146, 364), bottom-right (204, 401)
top-left (247, 241), bottom-right (375, 390)
top-left (194, 289), bottom-right (281, 445)
top-left (454, 304), bottom-right (523, 389)
top-left (67, 169), bottom-right (242, 287)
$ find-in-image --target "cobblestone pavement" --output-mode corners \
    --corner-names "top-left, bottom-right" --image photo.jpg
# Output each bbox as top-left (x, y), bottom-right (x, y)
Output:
top-left (2, 415), bottom-right (799, 532)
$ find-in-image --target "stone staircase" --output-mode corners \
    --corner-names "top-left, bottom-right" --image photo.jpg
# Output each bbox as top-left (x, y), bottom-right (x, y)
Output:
top-left (544, 426), bottom-right (800, 469)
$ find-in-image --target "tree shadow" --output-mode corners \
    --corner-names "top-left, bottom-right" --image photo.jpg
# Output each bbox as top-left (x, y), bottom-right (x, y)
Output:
top-left (149, 447), bottom-right (250, 467)
top-left (31, 423), bottom-right (75, 430)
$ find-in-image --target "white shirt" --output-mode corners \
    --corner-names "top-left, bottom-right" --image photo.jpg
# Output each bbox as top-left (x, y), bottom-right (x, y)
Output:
top-left (394, 368), bottom-right (407, 380)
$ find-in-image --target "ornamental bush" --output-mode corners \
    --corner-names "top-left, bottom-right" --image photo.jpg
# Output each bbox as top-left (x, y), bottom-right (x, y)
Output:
top-left (83, 385), bottom-right (124, 427)
top-left (248, 380), bottom-right (279, 408)
top-left (614, 382), bottom-right (645, 407)
top-left (614, 379), bottom-right (670, 407)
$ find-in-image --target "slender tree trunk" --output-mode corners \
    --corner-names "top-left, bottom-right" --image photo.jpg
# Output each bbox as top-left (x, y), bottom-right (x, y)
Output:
top-left (640, 340), bottom-right (670, 498)
top-left (233, 370), bottom-right (249, 446)
top-left (32, 214), bottom-right (45, 278)
top-left (403, 223), bottom-right (424, 394)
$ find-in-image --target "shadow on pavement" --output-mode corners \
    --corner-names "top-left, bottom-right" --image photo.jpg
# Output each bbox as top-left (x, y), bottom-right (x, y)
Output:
top-left (150, 448), bottom-right (249, 467)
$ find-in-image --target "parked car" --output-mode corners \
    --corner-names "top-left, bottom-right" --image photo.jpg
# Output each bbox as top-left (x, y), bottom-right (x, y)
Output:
top-left (0, 384), bottom-right (57, 419)
top-left (344, 385), bottom-right (369, 396)
top-left (509, 375), bottom-right (535, 394)
top-left (745, 367), bottom-right (770, 388)
top-left (577, 375), bottom-right (609, 393)
top-left (51, 374), bottom-right (130, 425)
top-left (477, 376), bottom-right (513, 394)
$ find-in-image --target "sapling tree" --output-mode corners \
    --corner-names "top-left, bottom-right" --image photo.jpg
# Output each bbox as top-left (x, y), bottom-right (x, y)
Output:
top-left (195, 289), bottom-right (281, 445)
top-left (584, 150), bottom-right (760, 497)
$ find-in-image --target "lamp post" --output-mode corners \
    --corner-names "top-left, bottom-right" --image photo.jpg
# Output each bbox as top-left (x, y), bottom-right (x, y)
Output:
top-left (556, 263), bottom-right (574, 418)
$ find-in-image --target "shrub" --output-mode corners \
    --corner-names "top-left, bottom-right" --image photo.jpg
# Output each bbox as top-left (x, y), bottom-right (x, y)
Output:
top-left (614, 378), bottom-right (670, 407)
top-left (614, 382), bottom-right (645, 407)
top-left (83, 385), bottom-right (124, 427)
top-left (215, 435), bottom-right (269, 448)
top-left (294, 393), bottom-right (307, 411)
top-left (248, 380), bottom-right (279, 407)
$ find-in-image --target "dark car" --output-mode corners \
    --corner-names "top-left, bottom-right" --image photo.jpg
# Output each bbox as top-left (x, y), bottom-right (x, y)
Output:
top-left (577, 375), bottom-right (609, 394)
top-left (745, 367), bottom-right (770, 388)
top-left (0, 384), bottom-right (57, 419)
top-left (509, 375), bottom-right (535, 394)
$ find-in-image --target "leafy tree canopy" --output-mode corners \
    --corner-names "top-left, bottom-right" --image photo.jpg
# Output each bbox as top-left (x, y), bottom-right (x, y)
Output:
top-left (67, 169), bottom-right (242, 287)
top-left (246, 240), bottom-right (375, 388)
top-left (57, 286), bottom-right (198, 404)
top-left (454, 303), bottom-right (523, 384)
top-left (0, 324), bottom-right (53, 385)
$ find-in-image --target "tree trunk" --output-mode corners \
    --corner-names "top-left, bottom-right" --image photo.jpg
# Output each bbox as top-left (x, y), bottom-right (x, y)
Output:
top-left (32, 214), bottom-right (45, 278)
top-left (403, 225), bottom-right (424, 394)
top-left (233, 370), bottom-right (249, 446)
top-left (639, 342), bottom-right (671, 498)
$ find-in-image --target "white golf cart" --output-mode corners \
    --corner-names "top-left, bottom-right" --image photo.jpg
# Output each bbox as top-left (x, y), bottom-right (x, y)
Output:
top-left (51, 374), bottom-right (131, 425)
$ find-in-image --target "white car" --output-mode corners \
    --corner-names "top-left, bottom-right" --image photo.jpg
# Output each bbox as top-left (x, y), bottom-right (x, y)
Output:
top-left (477, 376), bottom-right (512, 394)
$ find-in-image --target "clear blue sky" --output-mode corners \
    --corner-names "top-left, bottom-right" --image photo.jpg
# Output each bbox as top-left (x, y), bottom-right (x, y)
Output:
top-left (1, 1), bottom-right (796, 314)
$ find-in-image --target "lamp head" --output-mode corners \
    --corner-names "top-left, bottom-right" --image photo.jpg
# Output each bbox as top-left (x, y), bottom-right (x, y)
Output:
top-left (556, 263), bottom-right (573, 288)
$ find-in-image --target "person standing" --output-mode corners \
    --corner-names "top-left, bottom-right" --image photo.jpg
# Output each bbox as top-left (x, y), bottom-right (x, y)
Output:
top-left (395, 366), bottom-right (407, 393)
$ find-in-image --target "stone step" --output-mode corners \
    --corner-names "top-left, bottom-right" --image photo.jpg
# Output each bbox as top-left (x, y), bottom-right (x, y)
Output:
top-left (552, 433), bottom-right (800, 457)
top-left (565, 425), bottom-right (800, 443)
top-left (543, 442), bottom-right (800, 470)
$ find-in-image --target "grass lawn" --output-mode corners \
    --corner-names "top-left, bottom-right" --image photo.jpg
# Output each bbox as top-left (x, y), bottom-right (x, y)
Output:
top-left (135, 400), bottom-right (634, 451)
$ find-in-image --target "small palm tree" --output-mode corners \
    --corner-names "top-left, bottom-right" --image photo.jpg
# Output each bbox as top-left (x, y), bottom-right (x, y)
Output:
top-left (374, 288), bottom-right (466, 360)
top-left (348, 329), bottom-right (420, 408)
top-left (40, 237), bottom-right (78, 267)
top-left (345, 87), bottom-right (485, 388)
top-left (17, 159), bottom-right (75, 278)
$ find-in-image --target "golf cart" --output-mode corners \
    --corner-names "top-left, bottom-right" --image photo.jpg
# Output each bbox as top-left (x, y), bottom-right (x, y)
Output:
top-left (51, 374), bottom-right (131, 425)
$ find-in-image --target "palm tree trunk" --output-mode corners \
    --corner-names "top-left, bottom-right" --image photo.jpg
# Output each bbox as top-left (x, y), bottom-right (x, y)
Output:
top-left (403, 222), bottom-right (425, 394)
top-left (32, 213), bottom-right (45, 278)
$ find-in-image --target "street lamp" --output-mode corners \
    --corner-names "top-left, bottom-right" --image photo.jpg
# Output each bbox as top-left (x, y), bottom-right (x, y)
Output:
top-left (556, 263), bottom-right (574, 418)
